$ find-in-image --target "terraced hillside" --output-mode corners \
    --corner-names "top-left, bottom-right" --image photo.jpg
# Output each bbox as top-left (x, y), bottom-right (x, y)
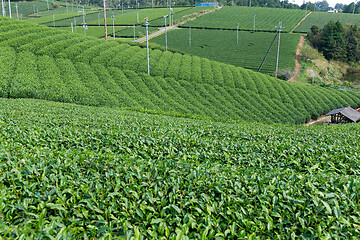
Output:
top-left (1, 98), bottom-right (360, 238)
top-left (0, 17), bottom-right (360, 124)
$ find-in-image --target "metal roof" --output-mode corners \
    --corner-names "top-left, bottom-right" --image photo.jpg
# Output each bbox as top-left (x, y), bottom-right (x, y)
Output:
top-left (325, 107), bottom-right (347, 116)
top-left (325, 106), bottom-right (360, 122)
top-left (341, 107), bottom-right (360, 122)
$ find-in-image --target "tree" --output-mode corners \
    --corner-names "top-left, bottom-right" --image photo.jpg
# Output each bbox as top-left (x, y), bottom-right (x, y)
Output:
top-left (308, 25), bottom-right (321, 49)
top-left (320, 21), bottom-right (347, 61)
top-left (315, 0), bottom-right (329, 11)
top-left (344, 24), bottom-right (360, 62)
top-left (334, 3), bottom-right (344, 10)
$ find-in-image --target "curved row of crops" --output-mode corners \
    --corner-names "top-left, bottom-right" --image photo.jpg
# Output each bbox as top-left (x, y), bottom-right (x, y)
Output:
top-left (0, 17), bottom-right (360, 124)
top-left (1, 98), bottom-right (359, 239)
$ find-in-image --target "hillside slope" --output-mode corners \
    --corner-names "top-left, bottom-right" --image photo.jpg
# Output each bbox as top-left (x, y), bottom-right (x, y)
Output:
top-left (0, 17), bottom-right (360, 124)
top-left (1, 98), bottom-right (359, 238)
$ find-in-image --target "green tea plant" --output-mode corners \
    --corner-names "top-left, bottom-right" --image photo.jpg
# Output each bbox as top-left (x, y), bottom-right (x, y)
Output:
top-left (0, 98), bottom-right (360, 238)
top-left (181, 6), bottom-right (305, 32)
top-left (0, 16), bottom-right (360, 125)
top-left (150, 29), bottom-right (299, 74)
top-left (294, 11), bottom-right (360, 33)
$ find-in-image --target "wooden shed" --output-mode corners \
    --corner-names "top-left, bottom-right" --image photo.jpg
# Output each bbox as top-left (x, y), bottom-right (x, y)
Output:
top-left (325, 106), bottom-right (360, 124)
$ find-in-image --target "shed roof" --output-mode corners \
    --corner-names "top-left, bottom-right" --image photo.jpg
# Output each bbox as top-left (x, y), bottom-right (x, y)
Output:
top-left (325, 107), bottom-right (347, 116)
top-left (325, 106), bottom-right (360, 122)
top-left (341, 107), bottom-right (360, 122)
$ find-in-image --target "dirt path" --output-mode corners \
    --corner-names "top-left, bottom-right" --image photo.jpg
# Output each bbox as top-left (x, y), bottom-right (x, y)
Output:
top-left (288, 35), bottom-right (304, 83)
top-left (304, 115), bottom-right (327, 126)
top-left (289, 12), bottom-right (312, 33)
top-left (133, 7), bottom-right (220, 43)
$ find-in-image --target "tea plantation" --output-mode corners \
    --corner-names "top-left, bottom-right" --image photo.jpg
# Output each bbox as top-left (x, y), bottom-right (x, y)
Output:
top-left (0, 15), bottom-right (360, 239)
top-left (0, 98), bottom-right (359, 239)
top-left (150, 29), bottom-right (300, 74)
top-left (294, 11), bottom-right (360, 33)
top-left (181, 6), bottom-right (305, 32)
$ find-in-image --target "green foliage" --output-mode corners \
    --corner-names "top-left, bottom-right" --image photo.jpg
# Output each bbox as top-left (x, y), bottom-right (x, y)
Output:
top-left (307, 21), bottom-right (360, 62)
top-left (149, 6), bottom-right (214, 27)
top-left (150, 29), bottom-right (299, 74)
top-left (182, 6), bottom-right (305, 32)
top-left (0, 47), bottom-right (16, 98)
top-left (1, 98), bottom-right (360, 238)
top-left (115, 26), bottom-right (159, 38)
top-left (46, 7), bottom-right (189, 27)
top-left (294, 11), bottom-right (360, 33)
top-left (1, 16), bottom-right (360, 125)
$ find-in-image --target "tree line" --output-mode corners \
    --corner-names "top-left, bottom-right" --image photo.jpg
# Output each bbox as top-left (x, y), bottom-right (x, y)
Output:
top-left (308, 21), bottom-right (360, 63)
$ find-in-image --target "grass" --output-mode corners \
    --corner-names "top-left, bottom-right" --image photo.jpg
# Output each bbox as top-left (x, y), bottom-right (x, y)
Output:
top-left (150, 29), bottom-right (301, 74)
top-left (181, 6), bottom-right (306, 32)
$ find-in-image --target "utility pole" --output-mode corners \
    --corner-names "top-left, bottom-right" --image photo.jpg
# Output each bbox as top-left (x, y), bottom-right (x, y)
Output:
top-left (189, 24), bottom-right (191, 46)
top-left (71, 22), bottom-right (73, 32)
top-left (2, 0), bottom-right (5, 17)
top-left (98, 12), bottom-right (100, 26)
top-left (133, 24), bottom-right (135, 40)
top-left (103, 0), bottom-right (108, 40)
top-left (164, 15), bottom-right (168, 51)
top-left (145, 17), bottom-right (150, 75)
top-left (352, 1), bottom-right (357, 14)
top-left (275, 21), bottom-right (283, 78)
top-left (82, 8), bottom-right (87, 36)
top-left (8, 0), bottom-right (10, 18)
top-left (53, 13), bottom-right (55, 27)
top-left (15, 3), bottom-right (18, 20)
top-left (136, 0), bottom-right (139, 24)
top-left (74, 17), bottom-right (77, 32)
top-left (112, 13), bottom-right (115, 40)
top-left (253, 14), bottom-right (256, 32)
top-left (236, 23), bottom-right (239, 44)
top-left (249, 0), bottom-right (251, 7)
top-left (169, 0), bottom-right (171, 26)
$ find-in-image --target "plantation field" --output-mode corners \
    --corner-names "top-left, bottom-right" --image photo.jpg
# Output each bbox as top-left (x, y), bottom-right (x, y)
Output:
top-left (115, 26), bottom-right (159, 38)
top-left (60, 26), bottom-right (128, 38)
top-left (27, 10), bottom-right (100, 24)
top-left (7, 1), bottom-right (54, 18)
top-left (149, 6), bottom-right (214, 27)
top-left (43, 7), bottom-right (189, 27)
top-left (0, 17), bottom-right (360, 125)
top-left (1, 98), bottom-right (360, 238)
top-left (150, 29), bottom-right (300, 74)
top-left (294, 11), bottom-right (360, 33)
top-left (181, 6), bottom-right (306, 32)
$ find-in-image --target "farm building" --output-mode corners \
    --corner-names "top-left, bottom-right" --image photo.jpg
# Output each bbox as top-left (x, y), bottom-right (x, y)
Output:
top-left (325, 106), bottom-right (360, 124)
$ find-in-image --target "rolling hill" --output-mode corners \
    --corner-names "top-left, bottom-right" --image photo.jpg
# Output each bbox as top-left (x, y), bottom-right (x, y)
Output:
top-left (0, 16), bottom-right (359, 125)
